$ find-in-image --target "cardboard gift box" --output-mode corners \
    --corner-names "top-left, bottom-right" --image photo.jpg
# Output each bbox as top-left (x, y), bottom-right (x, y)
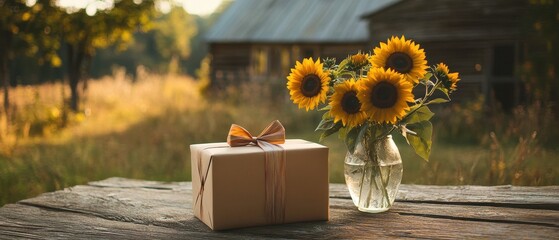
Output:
top-left (190, 139), bottom-right (329, 230)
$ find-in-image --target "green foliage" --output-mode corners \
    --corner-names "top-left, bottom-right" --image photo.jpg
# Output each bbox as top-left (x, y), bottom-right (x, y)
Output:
top-left (521, 0), bottom-right (559, 104)
top-left (58, 0), bottom-right (157, 111)
top-left (316, 115), bottom-right (335, 131)
top-left (425, 98), bottom-right (449, 105)
top-left (401, 105), bottom-right (434, 125)
top-left (405, 121), bottom-right (433, 161)
top-left (196, 55), bottom-right (212, 95)
top-left (338, 126), bottom-right (359, 153)
top-left (0, 0), bottom-right (63, 115)
top-left (318, 122), bottom-right (342, 142)
top-left (60, 0), bottom-right (156, 54)
top-left (154, 7), bottom-right (196, 68)
top-left (90, 5), bottom-right (200, 76)
top-left (5, 0), bottom-right (231, 83)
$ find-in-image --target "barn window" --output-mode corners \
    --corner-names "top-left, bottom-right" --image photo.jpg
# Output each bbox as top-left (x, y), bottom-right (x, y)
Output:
top-left (492, 45), bottom-right (515, 76)
top-left (490, 44), bottom-right (519, 111)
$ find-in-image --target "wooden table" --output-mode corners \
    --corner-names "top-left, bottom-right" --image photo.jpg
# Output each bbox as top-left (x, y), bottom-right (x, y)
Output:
top-left (0, 178), bottom-right (557, 239)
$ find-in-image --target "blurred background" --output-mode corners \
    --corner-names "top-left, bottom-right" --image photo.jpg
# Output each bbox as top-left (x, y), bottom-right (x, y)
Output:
top-left (1, 0), bottom-right (558, 206)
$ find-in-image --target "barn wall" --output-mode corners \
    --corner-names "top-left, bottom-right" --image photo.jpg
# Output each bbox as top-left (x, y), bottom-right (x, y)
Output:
top-left (366, 0), bottom-right (527, 43)
top-left (210, 42), bottom-right (369, 86)
top-left (209, 43), bottom-right (252, 89)
top-left (365, 0), bottom-right (527, 106)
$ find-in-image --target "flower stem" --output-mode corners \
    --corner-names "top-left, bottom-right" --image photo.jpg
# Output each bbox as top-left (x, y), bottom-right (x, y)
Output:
top-left (357, 159), bottom-right (368, 208)
top-left (364, 134), bottom-right (391, 209)
top-left (372, 158), bottom-right (391, 208)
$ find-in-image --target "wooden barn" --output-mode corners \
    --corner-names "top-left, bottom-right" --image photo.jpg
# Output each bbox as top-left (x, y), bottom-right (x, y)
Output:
top-left (207, 0), bottom-right (528, 109)
top-left (205, 0), bottom-right (396, 87)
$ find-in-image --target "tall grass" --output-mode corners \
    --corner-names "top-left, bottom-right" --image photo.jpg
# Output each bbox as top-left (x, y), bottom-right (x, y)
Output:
top-left (0, 72), bottom-right (558, 206)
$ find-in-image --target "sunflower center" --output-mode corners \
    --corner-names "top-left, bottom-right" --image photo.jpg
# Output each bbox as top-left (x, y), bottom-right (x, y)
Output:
top-left (301, 74), bottom-right (322, 97)
top-left (341, 91), bottom-right (361, 114)
top-left (371, 81), bottom-right (398, 109)
top-left (386, 52), bottom-right (413, 73)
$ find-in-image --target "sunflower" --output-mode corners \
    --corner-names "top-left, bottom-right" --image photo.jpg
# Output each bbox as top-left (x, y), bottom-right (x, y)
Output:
top-left (358, 68), bottom-right (414, 124)
top-left (435, 63), bottom-right (460, 92)
top-left (329, 79), bottom-right (367, 128)
top-left (370, 36), bottom-right (427, 84)
top-left (287, 58), bottom-right (330, 111)
top-left (349, 51), bottom-right (370, 69)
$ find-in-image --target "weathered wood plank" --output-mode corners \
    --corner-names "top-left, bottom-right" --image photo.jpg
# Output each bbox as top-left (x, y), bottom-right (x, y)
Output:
top-left (88, 177), bottom-right (191, 190)
top-left (329, 198), bottom-right (559, 228)
top-left (93, 177), bottom-right (559, 207)
top-left (0, 204), bottom-right (230, 240)
top-left (0, 178), bottom-right (558, 239)
top-left (330, 183), bottom-right (559, 208)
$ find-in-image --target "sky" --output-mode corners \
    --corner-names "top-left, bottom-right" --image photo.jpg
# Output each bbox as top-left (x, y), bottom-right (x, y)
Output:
top-left (52, 0), bottom-right (225, 16)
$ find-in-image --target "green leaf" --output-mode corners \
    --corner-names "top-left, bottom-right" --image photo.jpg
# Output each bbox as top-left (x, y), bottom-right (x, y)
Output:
top-left (401, 105), bottom-right (434, 125)
top-left (343, 126), bottom-right (361, 154)
top-left (315, 118), bottom-right (335, 131)
top-left (405, 121), bottom-right (433, 161)
top-left (375, 124), bottom-right (393, 140)
top-left (421, 72), bottom-right (433, 82)
top-left (357, 122), bottom-right (369, 142)
top-left (337, 58), bottom-right (350, 72)
top-left (426, 98), bottom-right (449, 105)
top-left (337, 125), bottom-right (349, 140)
top-left (321, 110), bottom-right (331, 120)
top-left (319, 105), bottom-right (332, 111)
top-left (440, 88), bottom-right (451, 99)
top-left (319, 122), bottom-right (342, 142)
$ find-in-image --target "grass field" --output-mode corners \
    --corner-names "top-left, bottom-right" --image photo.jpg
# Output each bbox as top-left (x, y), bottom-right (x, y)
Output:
top-left (1, 73), bottom-right (558, 206)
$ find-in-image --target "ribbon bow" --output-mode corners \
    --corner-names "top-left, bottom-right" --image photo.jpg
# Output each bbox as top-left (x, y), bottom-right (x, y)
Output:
top-left (227, 120), bottom-right (285, 147)
top-left (227, 120), bottom-right (287, 224)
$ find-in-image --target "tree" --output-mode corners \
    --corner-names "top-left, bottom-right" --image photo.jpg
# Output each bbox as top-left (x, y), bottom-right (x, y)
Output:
top-left (186, 0), bottom-right (233, 76)
top-left (59, 0), bottom-right (156, 111)
top-left (0, 0), bottom-right (25, 114)
top-left (153, 6), bottom-right (196, 74)
top-left (0, 0), bottom-right (60, 115)
top-left (87, 5), bottom-right (197, 76)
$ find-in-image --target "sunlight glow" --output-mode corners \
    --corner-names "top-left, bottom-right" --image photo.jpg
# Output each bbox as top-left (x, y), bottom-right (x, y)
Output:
top-left (179, 0), bottom-right (224, 16)
top-left (55, 0), bottom-right (225, 16)
top-left (57, 0), bottom-right (115, 14)
top-left (25, 0), bottom-right (37, 7)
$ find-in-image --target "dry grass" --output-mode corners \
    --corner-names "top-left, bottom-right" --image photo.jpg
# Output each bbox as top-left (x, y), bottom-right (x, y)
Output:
top-left (0, 72), bottom-right (558, 206)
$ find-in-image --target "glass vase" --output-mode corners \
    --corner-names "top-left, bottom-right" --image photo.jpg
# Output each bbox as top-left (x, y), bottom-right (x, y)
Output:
top-left (344, 135), bottom-right (403, 213)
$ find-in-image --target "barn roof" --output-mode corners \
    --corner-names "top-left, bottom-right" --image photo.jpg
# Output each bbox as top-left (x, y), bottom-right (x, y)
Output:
top-left (206, 0), bottom-right (400, 43)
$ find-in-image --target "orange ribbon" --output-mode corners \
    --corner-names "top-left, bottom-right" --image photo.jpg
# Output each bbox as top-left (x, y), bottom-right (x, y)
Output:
top-left (227, 120), bottom-right (287, 224)
top-left (227, 120), bottom-right (286, 147)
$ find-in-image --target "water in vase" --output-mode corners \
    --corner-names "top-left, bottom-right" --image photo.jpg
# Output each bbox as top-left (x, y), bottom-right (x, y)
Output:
top-left (344, 136), bottom-right (403, 213)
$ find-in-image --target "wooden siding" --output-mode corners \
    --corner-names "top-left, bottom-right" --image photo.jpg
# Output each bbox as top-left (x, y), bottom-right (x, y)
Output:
top-left (210, 43), bottom-right (368, 87)
top-left (365, 0), bottom-right (527, 43)
top-left (365, 0), bottom-right (527, 105)
top-left (209, 43), bottom-right (251, 89)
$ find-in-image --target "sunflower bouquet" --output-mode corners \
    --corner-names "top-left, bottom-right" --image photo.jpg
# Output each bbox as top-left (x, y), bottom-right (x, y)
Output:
top-left (286, 35), bottom-right (459, 161)
top-left (286, 36), bottom-right (459, 212)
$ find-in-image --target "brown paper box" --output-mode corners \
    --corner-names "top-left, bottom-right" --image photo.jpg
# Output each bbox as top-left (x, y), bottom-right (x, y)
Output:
top-left (190, 139), bottom-right (329, 230)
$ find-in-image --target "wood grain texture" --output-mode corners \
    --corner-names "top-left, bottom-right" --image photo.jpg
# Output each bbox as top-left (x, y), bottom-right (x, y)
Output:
top-left (1, 177), bottom-right (558, 239)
